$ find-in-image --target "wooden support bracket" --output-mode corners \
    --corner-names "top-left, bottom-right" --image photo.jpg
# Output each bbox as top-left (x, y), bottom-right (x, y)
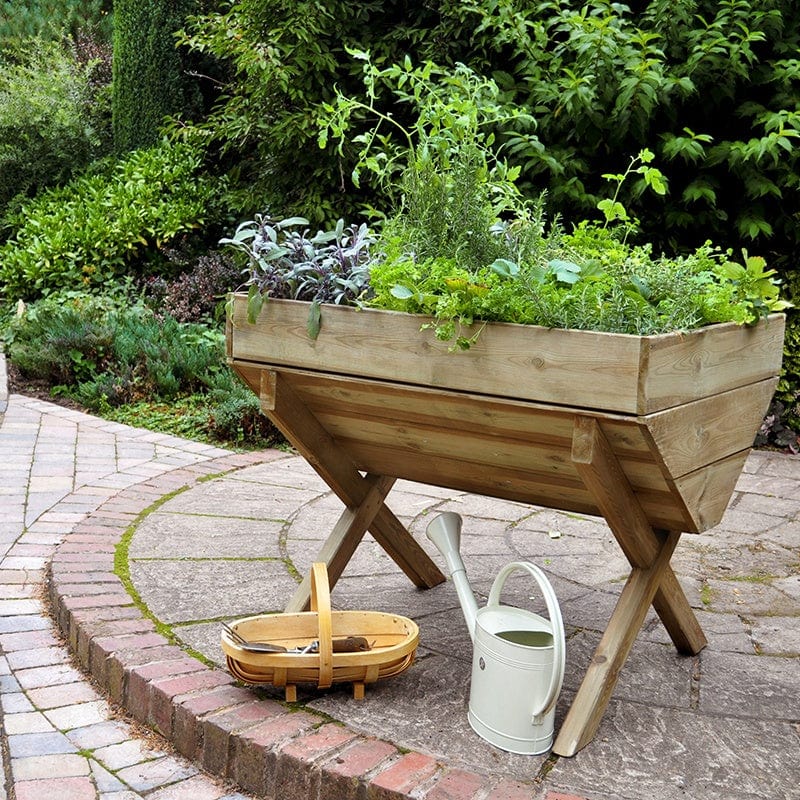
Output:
top-left (553, 416), bottom-right (707, 757)
top-left (259, 369), bottom-right (445, 611)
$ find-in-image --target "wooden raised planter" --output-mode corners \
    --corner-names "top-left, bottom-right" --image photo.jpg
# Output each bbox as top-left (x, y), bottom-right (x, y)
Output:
top-left (226, 294), bottom-right (785, 755)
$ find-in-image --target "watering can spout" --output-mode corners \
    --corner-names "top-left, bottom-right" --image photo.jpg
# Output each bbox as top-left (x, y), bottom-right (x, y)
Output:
top-left (426, 512), bottom-right (479, 642)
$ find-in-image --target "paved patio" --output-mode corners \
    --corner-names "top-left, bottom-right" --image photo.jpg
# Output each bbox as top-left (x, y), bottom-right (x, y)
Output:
top-left (1, 348), bottom-right (798, 799)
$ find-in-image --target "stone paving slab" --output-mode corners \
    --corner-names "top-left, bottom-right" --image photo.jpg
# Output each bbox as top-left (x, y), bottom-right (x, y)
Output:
top-left (0, 392), bottom-right (259, 800)
top-left (121, 451), bottom-right (800, 800)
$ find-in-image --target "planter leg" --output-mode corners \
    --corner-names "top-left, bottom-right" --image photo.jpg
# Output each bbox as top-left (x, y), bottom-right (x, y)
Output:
top-left (553, 528), bottom-right (680, 756)
top-left (259, 370), bottom-right (445, 608)
top-left (571, 416), bottom-right (707, 654)
top-left (284, 473), bottom-right (395, 612)
top-left (553, 416), bottom-right (707, 756)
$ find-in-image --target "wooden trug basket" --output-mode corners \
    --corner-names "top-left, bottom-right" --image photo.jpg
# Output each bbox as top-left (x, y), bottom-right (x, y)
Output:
top-left (221, 563), bottom-right (419, 701)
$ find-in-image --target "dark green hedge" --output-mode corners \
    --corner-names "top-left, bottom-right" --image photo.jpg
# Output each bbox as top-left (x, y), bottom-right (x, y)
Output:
top-left (112, 0), bottom-right (201, 152)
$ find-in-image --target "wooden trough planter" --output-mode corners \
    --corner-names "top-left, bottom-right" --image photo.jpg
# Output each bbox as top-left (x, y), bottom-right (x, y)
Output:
top-left (226, 294), bottom-right (786, 756)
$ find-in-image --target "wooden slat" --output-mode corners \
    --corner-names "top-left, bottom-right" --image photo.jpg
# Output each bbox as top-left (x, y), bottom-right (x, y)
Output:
top-left (228, 296), bottom-right (783, 414)
top-left (344, 439), bottom-right (691, 530)
top-left (643, 378), bottom-right (777, 477)
top-left (229, 297), bottom-right (646, 413)
top-left (640, 314), bottom-right (785, 414)
top-left (293, 371), bottom-right (655, 460)
top-left (672, 449), bottom-right (752, 532)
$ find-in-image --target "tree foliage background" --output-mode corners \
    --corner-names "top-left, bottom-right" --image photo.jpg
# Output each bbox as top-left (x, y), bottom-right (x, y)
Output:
top-left (182, 0), bottom-right (800, 262)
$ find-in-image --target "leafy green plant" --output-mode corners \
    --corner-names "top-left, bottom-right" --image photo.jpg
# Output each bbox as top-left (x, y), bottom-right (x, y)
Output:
top-left (0, 139), bottom-right (223, 301)
top-left (4, 293), bottom-right (116, 384)
top-left (5, 293), bottom-right (224, 405)
top-left (177, 0), bottom-right (495, 221)
top-left (5, 291), bottom-right (281, 449)
top-left (0, 37), bottom-right (112, 216)
top-left (0, 0), bottom-right (111, 48)
top-left (597, 149), bottom-right (667, 231)
top-left (465, 0), bottom-right (800, 261)
top-left (222, 216), bottom-right (374, 338)
top-left (315, 54), bottom-right (789, 346)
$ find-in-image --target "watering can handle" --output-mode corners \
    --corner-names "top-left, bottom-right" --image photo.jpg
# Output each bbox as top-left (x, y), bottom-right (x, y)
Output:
top-left (487, 561), bottom-right (566, 722)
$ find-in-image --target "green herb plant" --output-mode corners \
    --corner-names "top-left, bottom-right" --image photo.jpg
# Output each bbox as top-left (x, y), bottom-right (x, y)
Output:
top-left (316, 54), bottom-right (790, 347)
top-left (222, 216), bottom-right (373, 339)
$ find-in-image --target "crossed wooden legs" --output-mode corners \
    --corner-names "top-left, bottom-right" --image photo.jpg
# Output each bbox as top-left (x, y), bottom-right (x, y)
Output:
top-left (552, 417), bottom-right (708, 756)
top-left (258, 370), bottom-right (445, 612)
top-left (258, 370), bottom-right (704, 755)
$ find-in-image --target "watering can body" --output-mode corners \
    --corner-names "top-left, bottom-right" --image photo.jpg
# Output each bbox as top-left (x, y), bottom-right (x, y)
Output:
top-left (426, 513), bottom-right (565, 755)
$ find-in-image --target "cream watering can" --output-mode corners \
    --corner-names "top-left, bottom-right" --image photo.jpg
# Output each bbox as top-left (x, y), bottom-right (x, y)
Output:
top-left (426, 512), bottom-right (566, 754)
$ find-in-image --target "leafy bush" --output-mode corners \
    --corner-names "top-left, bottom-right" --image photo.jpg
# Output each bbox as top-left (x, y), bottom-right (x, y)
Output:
top-left (113, 0), bottom-right (202, 152)
top-left (179, 0), bottom-right (483, 221)
top-left (466, 0), bottom-right (800, 262)
top-left (5, 291), bottom-right (280, 447)
top-left (182, 0), bottom-right (800, 264)
top-left (5, 294), bottom-right (223, 405)
top-left (0, 139), bottom-right (224, 301)
top-left (141, 249), bottom-right (242, 324)
top-left (0, 0), bottom-right (111, 47)
top-left (0, 37), bottom-right (112, 216)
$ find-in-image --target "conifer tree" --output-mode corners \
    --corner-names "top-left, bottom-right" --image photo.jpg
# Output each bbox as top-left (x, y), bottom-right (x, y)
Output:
top-left (112, 0), bottom-right (199, 152)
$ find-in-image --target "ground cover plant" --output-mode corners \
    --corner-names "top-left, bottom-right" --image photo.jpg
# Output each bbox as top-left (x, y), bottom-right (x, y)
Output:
top-left (4, 292), bottom-right (279, 449)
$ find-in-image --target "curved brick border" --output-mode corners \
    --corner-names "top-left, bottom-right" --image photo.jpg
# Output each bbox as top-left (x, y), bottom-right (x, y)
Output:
top-left (46, 452), bottom-right (538, 800)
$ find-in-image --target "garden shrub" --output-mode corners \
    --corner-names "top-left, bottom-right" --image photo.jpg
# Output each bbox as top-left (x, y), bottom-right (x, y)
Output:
top-left (179, 0), bottom-right (479, 221)
top-left (141, 249), bottom-right (242, 324)
top-left (0, 37), bottom-right (112, 217)
top-left (205, 371), bottom-right (280, 445)
top-left (0, 139), bottom-right (224, 301)
top-left (0, 0), bottom-right (111, 47)
top-left (182, 0), bottom-right (800, 263)
top-left (6, 294), bottom-right (223, 406)
top-left (113, 0), bottom-right (202, 152)
top-left (5, 291), bottom-right (279, 446)
top-left (465, 0), bottom-right (800, 265)
top-left (3, 293), bottom-right (117, 385)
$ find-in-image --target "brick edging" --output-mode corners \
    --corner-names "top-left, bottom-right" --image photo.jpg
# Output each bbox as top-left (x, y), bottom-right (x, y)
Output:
top-left (46, 450), bottom-right (537, 800)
